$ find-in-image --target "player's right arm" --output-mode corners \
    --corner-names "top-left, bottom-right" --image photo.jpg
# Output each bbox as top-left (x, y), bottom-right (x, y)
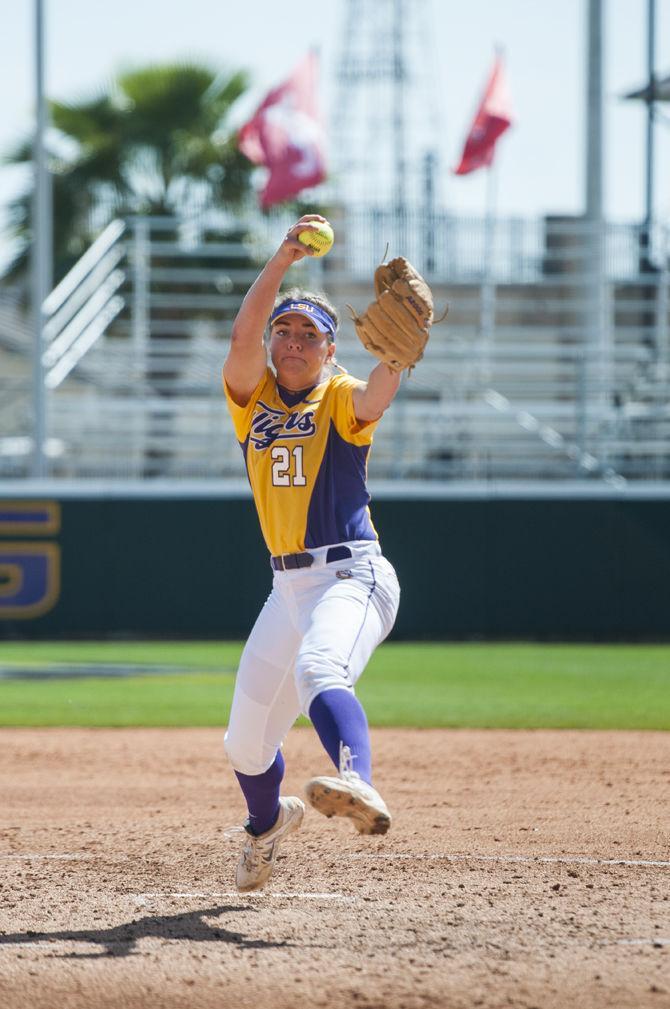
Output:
top-left (223, 215), bottom-right (325, 407)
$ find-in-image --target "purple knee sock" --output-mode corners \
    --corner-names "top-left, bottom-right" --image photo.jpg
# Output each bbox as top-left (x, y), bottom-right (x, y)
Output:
top-left (309, 688), bottom-right (372, 784)
top-left (234, 749), bottom-right (284, 836)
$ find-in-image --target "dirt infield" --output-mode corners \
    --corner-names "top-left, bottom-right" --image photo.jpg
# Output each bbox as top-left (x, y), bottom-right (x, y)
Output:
top-left (0, 727), bottom-right (668, 1009)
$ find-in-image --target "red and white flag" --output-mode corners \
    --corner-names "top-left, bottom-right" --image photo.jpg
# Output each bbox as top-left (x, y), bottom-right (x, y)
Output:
top-left (454, 54), bottom-right (513, 176)
top-left (238, 51), bottom-right (326, 208)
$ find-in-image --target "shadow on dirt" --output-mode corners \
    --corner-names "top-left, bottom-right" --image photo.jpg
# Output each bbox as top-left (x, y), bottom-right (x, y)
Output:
top-left (0, 904), bottom-right (295, 958)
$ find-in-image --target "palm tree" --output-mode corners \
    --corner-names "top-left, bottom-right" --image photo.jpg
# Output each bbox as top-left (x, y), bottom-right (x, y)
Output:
top-left (2, 61), bottom-right (253, 291)
top-left (1, 62), bottom-right (258, 477)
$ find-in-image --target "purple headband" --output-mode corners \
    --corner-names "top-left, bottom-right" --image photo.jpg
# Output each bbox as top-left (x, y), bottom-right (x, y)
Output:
top-left (270, 300), bottom-right (336, 340)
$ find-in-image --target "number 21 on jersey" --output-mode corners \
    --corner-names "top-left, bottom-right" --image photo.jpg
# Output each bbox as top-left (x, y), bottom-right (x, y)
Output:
top-left (271, 445), bottom-right (307, 487)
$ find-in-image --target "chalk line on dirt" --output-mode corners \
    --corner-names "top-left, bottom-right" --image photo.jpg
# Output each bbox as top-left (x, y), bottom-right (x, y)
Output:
top-left (0, 853), bottom-right (97, 861)
top-left (132, 891), bottom-right (356, 902)
top-left (348, 853), bottom-right (670, 868)
top-left (0, 941), bottom-right (61, 950)
top-left (608, 938), bottom-right (670, 947)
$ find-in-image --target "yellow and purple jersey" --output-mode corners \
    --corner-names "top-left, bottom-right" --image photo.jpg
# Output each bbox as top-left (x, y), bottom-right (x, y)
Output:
top-left (224, 367), bottom-right (380, 556)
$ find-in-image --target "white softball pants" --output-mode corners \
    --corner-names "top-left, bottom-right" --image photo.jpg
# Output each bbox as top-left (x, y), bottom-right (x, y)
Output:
top-left (224, 540), bottom-right (400, 776)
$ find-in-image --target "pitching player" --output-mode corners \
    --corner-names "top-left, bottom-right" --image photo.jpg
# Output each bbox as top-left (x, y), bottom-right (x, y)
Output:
top-left (222, 214), bottom-right (402, 892)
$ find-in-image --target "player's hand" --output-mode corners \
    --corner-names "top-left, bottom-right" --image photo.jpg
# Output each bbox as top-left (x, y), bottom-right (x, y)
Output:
top-left (276, 215), bottom-right (328, 265)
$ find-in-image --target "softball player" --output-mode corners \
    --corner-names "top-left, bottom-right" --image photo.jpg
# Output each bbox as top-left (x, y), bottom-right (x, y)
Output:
top-left (222, 215), bottom-right (401, 892)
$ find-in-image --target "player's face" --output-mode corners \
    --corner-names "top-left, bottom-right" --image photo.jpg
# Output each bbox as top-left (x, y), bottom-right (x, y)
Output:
top-left (269, 313), bottom-right (334, 390)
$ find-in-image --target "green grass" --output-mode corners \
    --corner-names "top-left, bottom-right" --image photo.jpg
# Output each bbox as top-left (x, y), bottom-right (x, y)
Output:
top-left (0, 642), bottom-right (668, 729)
top-left (0, 641), bottom-right (239, 669)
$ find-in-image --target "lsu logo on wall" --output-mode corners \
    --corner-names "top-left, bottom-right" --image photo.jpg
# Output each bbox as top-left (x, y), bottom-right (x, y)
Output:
top-left (0, 502), bottom-right (61, 620)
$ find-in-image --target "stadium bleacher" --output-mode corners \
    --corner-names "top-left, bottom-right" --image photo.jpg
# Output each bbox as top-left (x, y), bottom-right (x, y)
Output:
top-left (1, 211), bottom-right (668, 484)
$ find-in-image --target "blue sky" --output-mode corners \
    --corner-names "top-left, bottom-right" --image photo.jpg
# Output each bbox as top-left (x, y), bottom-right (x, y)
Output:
top-left (1, 0), bottom-right (668, 266)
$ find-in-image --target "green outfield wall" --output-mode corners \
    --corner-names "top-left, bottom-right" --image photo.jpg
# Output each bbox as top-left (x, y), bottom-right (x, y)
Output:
top-left (0, 495), bottom-right (668, 640)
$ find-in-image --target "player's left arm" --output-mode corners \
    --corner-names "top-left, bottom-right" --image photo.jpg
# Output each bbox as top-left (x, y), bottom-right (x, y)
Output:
top-left (352, 363), bottom-right (402, 422)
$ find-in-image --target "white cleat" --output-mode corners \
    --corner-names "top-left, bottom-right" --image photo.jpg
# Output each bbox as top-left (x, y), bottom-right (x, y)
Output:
top-left (305, 744), bottom-right (391, 836)
top-left (229, 796), bottom-right (305, 893)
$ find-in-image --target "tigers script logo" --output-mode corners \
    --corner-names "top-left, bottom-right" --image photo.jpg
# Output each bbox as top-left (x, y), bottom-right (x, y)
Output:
top-left (250, 401), bottom-right (317, 451)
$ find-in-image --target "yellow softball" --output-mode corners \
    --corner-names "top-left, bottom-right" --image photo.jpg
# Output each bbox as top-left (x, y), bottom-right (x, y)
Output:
top-left (298, 222), bottom-right (334, 258)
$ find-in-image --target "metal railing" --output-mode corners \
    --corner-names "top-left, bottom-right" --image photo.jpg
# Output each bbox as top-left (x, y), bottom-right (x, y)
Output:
top-left (40, 220), bottom-right (127, 389)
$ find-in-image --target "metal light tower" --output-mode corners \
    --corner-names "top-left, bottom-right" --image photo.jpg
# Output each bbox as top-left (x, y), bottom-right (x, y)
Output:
top-left (643, 0), bottom-right (657, 254)
top-left (330, 0), bottom-right (442, 214)
top-left (31, 0), bottom-right (52, 477)
top-left (622, 0), bottom-right (665, 271)
top-left (582, 0), bottom-right (611, 468)
top-left (585, 0), bottom-right (604, 225)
